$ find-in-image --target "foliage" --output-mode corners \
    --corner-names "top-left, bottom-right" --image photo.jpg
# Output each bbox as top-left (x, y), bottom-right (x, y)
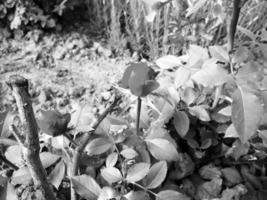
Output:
top-left (0, 0), bottom-right (267, 200)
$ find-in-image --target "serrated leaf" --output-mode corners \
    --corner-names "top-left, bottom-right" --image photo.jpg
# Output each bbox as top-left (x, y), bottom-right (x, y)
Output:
top-left (124, 190), bottom-right (150, 200)
top-left (101, 167), bottom-right (122, 184)
top-left (5, 145), bottom-right (24, 167)
top-left (156, 55), bottom-right (183, 69)
top-left (86, 137), bottom-right (113, 155)
top-left (98, 187), bottom-right (119, 200)
top-left (69, 102), bottom-right (94, 130)
top-left (222, 167), bottom-right (242, 186)
top-left (173, 111), bottom-right (190, 137)
top-left (174, 67), bottom-right (191, 88)
top-left (186, 0), bottom-right (207, 17)
top-left (105, 152), bottom-right (118, 167)
top-left (199, 164), bottom-right (222, 180)
top-left (224, 124), bottom-right (239, 138)
top-left (120, 148), bottom-right (138, 159)
top-left (191, 59), bottom-right (230, 87)
top-left (226, 140), bottom-right (249, 160)
top-left (232, 46), bottom-right (251, 63)
top-left (6, 182), bottom-right (18, 200)
top-left (187, 45), bottom-right (209, 69)
top-left (144, 161), bottom-right (167, 189)
top-left (11, 167), bottom-right (31, 185)
top-left (37, 110), bottom-right (70, 137)
top-left (47, 160), bottom-right (65, 189)
top-left (126, 163), bottom-right (150, 183)
top-left (209, 45), bottom-right (229, 62)
top-left (146, 138), bottom-right (179, 161)
top-left (232, 86), bottom-right (264, 143)
top-left (71, 175), bottom-right (101, 200)
top-left (188, 105), bottom-right (210, 121)
top-left (0, 110), bottom-right (14, 138)
top-left (218, 106), bottom-right (232, 116)
top-left (157, 190), bottom-right (190, 200)
top-left (40, 152), bottom-right (60, 168)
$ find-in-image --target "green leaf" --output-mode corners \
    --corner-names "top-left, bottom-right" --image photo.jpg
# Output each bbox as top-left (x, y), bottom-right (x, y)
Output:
top-left (11, 167), bottom-right (31, 185)
top-left (209, 45), bottom-right (229, 62)
top-left (224, 124), bottom-right (239, 138)
top-left (186, 0), bottom-right (207, 17)
top-left (98, 187), bottom-right (119, 200)
top-left (0, 110), bottom-right (14, 138)
top-left (101, 167), bottom-right (122, 184)
top-left (199, 164), bottom-right (222, 180)
top-left (40, 152), bottom-right (60, 168)
top-left (232, 46), bottom-right (251, 63)
top-left (5, 145), bottom-right (24, 167)
top-left (222, 167), bottom-right (242, 186)
top-left (173, 111), bottom-right (190, 138)
top-left (187, 45), bottom-right (209, 68)
top-left (157, 190), bottom-right (190, 200)
top-left (156, 55), bottom-right (183, 69)
top-left (124, 190), bottom-right (150, 200)
top-left (85, 137), bottom-right (113, 155)
top-left (120, 148), bottom-right (138, 159)
top-left (237, 25), bottom-right (256, 41)
top-left (226, 140), bottom-right (249, 160)
top-left (191, 58), bottom-right (230, 87)
top-left (231, 86), bottom-right (264, 143)
top-left (188, 105), bottom-right (210, 121)
top-left (146, 138), bottom-right (180, 161)
top-left (37, 110), bottom-right (70, 137)
top-left (174, 67), bottom-right (191, 88)
top-left (144, 161), bottom-right (167, 189)
top-left (47, 160), bottom-right (65, 189)
top-left (71, 175), bottom-right (101, 200)
top-left (105, 152), bottom-right (118, 167)
top-left (126, 163), bottom-right (150, 183)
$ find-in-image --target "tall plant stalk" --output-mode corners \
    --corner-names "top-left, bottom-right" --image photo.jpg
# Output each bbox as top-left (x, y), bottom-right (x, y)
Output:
top-left (136, 97), bottom-right (142, 135)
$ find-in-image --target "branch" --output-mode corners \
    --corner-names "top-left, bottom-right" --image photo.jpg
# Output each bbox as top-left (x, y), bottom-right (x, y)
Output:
top-left (227, 0), bottom-right (242, 52)
top-left (71, 96), bottom-right (121, 200)
top-left (6, 75), bottom-right (56, 200)
top-left (0, 137), bottom-right (18, 146)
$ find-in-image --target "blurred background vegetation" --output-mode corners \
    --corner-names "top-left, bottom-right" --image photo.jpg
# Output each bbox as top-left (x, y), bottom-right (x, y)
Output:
top-left (0, 0), bottom-right (266, 59)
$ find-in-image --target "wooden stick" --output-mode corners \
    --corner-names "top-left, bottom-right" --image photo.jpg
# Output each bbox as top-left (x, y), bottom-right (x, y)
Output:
top-left (7, 75), bottom-right (56, 200)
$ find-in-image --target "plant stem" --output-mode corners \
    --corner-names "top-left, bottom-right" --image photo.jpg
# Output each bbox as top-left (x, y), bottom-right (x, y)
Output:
top-left (131, 182), bottom-right (159, 199)
top-left (136, 97), bottom-right (142, 135)
top-left (227, 0), bottom-right (242, 52)
top-left (71, 96), bottom-right (121, 200)
top-left (7, 75), bottom-right (56, 200)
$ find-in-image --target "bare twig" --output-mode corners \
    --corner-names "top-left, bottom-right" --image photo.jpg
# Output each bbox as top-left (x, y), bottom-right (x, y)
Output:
top-left (71, 96), bottom-right (121, 200)
top-left (6, 75), bottom-right (56, 200)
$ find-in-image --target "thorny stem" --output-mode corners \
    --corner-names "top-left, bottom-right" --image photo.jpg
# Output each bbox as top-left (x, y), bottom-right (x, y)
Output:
top-left (136, 97), bottom-right (142, 135)
top-left (71, 96), bottom-right (121, 200)
top-left (7, 75), bottom-right (56, 200)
